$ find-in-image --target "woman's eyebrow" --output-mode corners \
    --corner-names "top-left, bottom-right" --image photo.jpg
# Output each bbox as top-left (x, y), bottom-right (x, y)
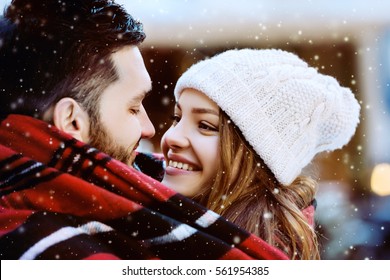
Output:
top-left (191, 108), bottom-right (219, 116)
top-left (176, 102), bottom-right (218, 116)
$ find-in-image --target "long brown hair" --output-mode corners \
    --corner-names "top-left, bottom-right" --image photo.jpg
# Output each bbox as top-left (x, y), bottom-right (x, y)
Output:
top-left (193, 111), bottom-right (320, 259)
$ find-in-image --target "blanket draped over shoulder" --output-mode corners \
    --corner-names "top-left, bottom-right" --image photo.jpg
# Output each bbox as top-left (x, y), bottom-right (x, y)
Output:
top-left (0, 114), bottom-right (288, 260)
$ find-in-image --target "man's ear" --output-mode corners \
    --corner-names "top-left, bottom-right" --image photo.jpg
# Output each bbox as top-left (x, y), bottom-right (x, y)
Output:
top-left (52, 97), bottom-right (90, 142)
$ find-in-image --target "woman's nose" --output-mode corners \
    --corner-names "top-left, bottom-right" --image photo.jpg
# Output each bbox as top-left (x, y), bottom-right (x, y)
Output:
top-left (163, 122), bottom-right (190, 150)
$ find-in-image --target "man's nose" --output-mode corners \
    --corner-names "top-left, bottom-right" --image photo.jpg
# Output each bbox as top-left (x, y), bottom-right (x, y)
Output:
top-left (140, 106), bottom-right (155, 139)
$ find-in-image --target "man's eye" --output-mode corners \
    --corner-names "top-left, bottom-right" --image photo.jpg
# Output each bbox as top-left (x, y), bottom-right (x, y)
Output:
top-left (199, 122), bottom-right (218, 132)
top-left (130, 108), bottom-right (140, 115)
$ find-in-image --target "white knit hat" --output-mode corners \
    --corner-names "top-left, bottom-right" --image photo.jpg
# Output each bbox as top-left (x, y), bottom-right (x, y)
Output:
top-left (174, 48), bottom-right (361, 186)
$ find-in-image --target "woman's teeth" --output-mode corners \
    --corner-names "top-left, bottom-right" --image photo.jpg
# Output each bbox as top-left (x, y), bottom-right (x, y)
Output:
top-left (168, 160), bottom-right (194, 171)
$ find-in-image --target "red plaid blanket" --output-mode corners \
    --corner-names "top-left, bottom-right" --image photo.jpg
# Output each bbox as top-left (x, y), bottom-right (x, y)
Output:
top-left (0, 114), bottom-right (288, 260)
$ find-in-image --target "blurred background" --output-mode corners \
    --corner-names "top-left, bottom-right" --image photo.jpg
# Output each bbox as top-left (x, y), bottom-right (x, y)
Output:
top-left (2, 0), bottom-right (390, 259)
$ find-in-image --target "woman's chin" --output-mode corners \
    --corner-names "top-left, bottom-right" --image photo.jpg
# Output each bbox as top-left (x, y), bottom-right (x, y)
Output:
top-left (161, 174), bottom-right (199, 197)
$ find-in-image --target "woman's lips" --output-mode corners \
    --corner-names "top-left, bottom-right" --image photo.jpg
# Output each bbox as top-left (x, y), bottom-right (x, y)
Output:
top-left (167, 159), bottom-right (195, 171)
top-left (165, 165), bottom-right (198, 176)
top-left (167, 153), bottom-right (200, 170)
top-left (164, 156), bottom-right (201, 176)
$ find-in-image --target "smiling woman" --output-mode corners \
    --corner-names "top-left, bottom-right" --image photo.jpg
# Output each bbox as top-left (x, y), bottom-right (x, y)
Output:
top-left (160, 48), bottom-right (361, 260)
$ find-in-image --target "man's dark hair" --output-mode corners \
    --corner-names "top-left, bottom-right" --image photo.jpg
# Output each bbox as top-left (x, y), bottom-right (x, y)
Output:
top-left (0, 0), bottom-right (145, 118)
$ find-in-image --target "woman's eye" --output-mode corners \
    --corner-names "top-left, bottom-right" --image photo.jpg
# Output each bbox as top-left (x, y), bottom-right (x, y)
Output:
top-left (171, 114), bottom-right (181, 125)
top-left (199, 122), bottom-right (218, 132)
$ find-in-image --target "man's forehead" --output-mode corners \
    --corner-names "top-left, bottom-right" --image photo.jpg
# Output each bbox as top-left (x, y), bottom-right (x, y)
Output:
top-left (110, 46), bottom-right (152, 103)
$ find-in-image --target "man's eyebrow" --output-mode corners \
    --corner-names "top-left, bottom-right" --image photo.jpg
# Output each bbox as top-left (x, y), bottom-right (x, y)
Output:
top-left (130, 89), bottom-right (152, 103)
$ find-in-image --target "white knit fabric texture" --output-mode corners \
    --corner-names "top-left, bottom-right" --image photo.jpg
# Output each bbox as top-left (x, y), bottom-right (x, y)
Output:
top-left (174, 49), bottom-right (361, 186)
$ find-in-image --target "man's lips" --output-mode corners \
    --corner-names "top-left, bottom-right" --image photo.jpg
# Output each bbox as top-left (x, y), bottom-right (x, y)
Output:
top-left (133, 141), bottom-right (140, 151)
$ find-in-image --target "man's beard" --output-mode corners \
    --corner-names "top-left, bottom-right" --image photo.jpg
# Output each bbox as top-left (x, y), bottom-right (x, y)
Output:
top-left (88, 117), bottom-right (136, 166)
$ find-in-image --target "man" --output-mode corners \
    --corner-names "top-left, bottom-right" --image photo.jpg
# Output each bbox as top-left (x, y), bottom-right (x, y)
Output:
top-left (0, 0), bottom-right (154, 167)
top-left (0, 0), bottom-right (288, 260)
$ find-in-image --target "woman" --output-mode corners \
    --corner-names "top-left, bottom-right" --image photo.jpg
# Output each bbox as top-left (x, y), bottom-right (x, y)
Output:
top-left (160, 49), bottom-right (360, 259)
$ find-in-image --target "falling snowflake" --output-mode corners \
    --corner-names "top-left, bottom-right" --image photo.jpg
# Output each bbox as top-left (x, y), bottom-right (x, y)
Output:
top-left (263, 212), bottom-right (272, 219)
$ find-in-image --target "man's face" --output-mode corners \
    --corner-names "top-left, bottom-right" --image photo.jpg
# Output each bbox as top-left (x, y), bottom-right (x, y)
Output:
top-left (89, 46), bottom-right (155, 166)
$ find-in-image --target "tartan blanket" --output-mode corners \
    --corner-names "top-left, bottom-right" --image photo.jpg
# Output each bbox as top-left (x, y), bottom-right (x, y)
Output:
top-left (0, 114), bottom-right (288, 260)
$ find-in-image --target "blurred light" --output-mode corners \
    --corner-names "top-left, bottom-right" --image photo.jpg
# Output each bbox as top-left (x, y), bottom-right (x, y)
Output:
top-left (371, 163), bottom-right (390, 196)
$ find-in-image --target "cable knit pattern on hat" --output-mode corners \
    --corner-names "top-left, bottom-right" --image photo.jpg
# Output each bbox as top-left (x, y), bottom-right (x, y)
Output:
top-left (174, 49), bottom-right (361, 186)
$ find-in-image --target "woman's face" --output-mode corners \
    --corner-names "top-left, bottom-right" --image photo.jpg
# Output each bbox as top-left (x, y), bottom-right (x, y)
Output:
top-left (161, 88), bottom-right (220, 197)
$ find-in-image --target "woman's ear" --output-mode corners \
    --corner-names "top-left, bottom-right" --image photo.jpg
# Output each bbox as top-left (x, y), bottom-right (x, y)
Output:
top-left (52, 97), bottom-right (90, 142)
